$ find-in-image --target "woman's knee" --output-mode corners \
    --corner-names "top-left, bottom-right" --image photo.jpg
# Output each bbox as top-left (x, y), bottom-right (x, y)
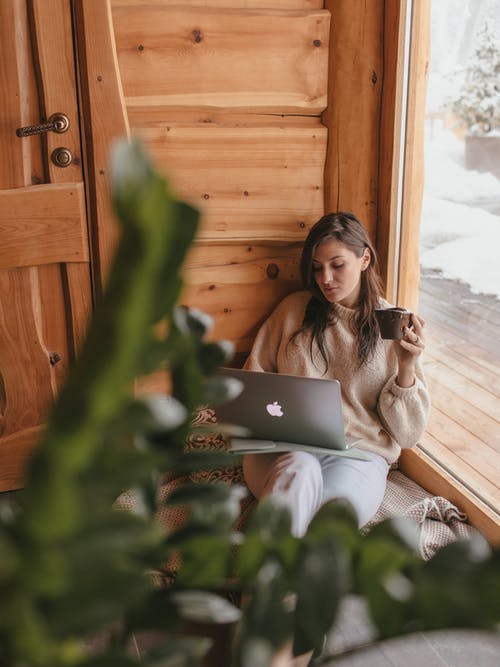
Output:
top-left (267, 451), bottom-right (323, 493)
top-left (320, 455), bottom-right (388, 528)
top-left (268, 452), bottom-right (323, 537)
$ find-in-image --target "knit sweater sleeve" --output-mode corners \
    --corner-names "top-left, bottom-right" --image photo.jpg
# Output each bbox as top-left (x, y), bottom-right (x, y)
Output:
top-left (377, 361), bottom-right (431, 449)
top-left (243, 292), bottom-right (306, 373)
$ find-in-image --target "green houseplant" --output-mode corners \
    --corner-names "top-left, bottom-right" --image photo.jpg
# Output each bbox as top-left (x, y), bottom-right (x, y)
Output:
top-left (449, 20), bottom-right (500, 179)
top-left (0, 140), bottom-right (498, 667)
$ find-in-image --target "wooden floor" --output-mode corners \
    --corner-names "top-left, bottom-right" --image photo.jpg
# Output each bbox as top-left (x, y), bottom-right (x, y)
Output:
top-left (417, 268), bottom-right (500, 523)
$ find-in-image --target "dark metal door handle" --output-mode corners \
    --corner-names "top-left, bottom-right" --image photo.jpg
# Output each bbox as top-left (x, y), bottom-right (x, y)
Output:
top-left (16, 112), bottom-right (70, 138)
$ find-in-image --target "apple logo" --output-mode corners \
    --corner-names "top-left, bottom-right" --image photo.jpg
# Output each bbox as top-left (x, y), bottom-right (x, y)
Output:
top-left (266, 401), bottom-right (284, 417)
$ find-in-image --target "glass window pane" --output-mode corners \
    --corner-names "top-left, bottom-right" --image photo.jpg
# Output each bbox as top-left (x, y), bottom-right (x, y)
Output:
top-left (418, 0), bottom-right (500, 514)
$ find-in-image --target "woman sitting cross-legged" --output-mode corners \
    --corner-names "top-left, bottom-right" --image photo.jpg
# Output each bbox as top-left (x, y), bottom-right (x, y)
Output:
top-left (242, 212), bottom-right (431, 537)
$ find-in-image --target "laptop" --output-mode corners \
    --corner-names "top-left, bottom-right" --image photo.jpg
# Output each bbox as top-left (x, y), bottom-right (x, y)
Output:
top-left (215, 368), bottom-right (369, 461)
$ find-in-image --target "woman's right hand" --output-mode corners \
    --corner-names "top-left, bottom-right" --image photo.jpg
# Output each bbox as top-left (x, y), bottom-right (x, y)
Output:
top-left (395, 313), bottom-right (426, 387)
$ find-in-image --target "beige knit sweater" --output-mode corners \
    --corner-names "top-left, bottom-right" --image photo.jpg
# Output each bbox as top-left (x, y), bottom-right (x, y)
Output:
top-left (243, 290), bottom-right (431, 464)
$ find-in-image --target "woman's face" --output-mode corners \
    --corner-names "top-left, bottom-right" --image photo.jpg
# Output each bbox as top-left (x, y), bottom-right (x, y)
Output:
top-left (312, 238), bottom-right (370, 308)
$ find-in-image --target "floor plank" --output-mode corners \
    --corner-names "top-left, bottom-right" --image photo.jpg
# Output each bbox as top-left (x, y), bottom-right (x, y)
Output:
top-left (417, 270), bottom-right (500, 521)
top-left (425, 360), bottom-right (500, 429)
top-left (425, 336), bottom-right (500, 397)
top-left (420, 270), bottom-right (500, 325)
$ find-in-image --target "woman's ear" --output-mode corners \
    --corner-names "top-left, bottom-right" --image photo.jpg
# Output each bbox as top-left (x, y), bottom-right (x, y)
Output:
top-left (361, 247), bottom-right (371, 271)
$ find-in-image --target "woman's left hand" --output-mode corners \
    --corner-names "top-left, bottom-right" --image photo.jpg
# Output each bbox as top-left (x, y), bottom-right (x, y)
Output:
top-left (395, 313), bottom-right (426, 387)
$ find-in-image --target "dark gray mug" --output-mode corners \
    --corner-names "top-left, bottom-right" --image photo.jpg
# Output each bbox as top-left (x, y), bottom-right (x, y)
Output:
top-left (375, 307), bottom-right (412, 340)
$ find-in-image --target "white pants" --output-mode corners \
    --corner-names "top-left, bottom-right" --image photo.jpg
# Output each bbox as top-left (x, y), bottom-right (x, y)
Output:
top-left (243, 450), bottom-right (389, 537)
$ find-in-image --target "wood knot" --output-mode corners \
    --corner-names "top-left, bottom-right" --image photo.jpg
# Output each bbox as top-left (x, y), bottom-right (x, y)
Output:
top-left (49, 351), bottom-right (62, 366)
top-left (137, 44), bottom-right (145, 52)
top-left (313, 39), bottom-right (322, 47)
top-left (371, 70), bottom-right (378, 84)
top-left (192, 29), bottom-right (203, 43)
top-left (266, 263), bottom-right (280, 280)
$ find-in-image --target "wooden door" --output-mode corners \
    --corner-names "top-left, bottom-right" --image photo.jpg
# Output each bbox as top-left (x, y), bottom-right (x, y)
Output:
top-left (0, 1), bottom-right (92, 491)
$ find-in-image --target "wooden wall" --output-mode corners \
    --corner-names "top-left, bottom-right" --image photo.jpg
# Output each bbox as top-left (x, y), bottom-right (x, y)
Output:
top-left (110, 0), bottom-right (330, 362)
top-left (107, 0), bottom-right (408, 362)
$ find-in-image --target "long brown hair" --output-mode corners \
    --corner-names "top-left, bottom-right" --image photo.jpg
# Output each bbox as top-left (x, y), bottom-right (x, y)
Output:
top-left (291, 212), bottom-right (384, 369)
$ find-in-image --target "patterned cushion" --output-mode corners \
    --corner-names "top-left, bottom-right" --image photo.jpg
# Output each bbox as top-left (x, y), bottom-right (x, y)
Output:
top-left (185, 406), bottom-right (256, 531)
top-left (185, 406), bottom-right (245, 484)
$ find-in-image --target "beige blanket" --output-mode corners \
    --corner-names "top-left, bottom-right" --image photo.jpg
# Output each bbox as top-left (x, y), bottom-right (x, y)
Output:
top-left (367, 469), bottom-right (475, 560)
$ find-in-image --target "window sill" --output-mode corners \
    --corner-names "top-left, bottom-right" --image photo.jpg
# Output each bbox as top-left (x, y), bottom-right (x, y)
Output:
top-left (399, 446), bottom-right (500, 547)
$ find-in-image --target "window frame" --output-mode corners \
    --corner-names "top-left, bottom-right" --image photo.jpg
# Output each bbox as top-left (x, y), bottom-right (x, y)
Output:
top-left (382, 0), bottom-right (499, 545)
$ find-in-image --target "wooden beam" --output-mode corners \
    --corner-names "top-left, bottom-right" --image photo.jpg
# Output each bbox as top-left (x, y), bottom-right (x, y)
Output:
top-left (112, 0), bottom-right (324, 8)
top-left (377, 0), bottom-right (406, 301)
top-left (396, 0), bottom-right (430, 312)
top-left (322, 0), bottom-right (384, 239)
top-left (72, 0), bottom-right (130, 291)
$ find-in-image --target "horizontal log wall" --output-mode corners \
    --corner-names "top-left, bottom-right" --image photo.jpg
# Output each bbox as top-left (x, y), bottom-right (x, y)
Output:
top-left (111, 0), bottom-right (330, 361)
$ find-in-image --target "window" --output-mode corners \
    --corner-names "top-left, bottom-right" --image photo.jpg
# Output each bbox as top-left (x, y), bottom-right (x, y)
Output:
top-left (397, 0), bottom-right (500, 542)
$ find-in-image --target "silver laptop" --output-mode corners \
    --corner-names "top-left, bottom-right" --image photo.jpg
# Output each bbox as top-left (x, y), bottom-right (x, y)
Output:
top-left (216, 368), bottom-right (369, 460)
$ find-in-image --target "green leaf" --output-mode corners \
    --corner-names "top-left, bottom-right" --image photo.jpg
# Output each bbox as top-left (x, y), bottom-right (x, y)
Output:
top-left (21, 545), bottom-right (69, 597)
top-left (198, 341), bottom-right (235, 375)
top-left (412, 537), bottom-right (500, 631)
top-left (246, 497), bottom-right (293, 543)
top-left (238, 534), bottom-right (270, 586)
top-left (0, 530), bottom-right (19, 581)
top-left (176, 535), bottom-right (233, 588)
top-left (306, 498), bottom-right (360, 553)
top-left (170, 590), bottom-right (241, 624)
top-left (173, 306), bottom-right (214, 339)
top-left (293, 538), bottom-right (346, 656)
top-left (236, 559), bottom-right (292, 660)
top-left (201, 376), bottom-right (243, 407)
top-left (356, 534), bottom-right (417, 638)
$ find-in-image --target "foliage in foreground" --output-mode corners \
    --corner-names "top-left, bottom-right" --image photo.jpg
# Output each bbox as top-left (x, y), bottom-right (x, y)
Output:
top-left (0, 141), bottom-right (498, 667)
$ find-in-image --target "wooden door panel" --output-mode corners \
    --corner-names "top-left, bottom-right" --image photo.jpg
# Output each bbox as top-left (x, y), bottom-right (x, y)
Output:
top-left (0, 0), bottom-right (92, 491)
top-left (0, 183), bottom-right (89, 269)
top-left (0, 1), bottom-right (45, 189)
top-left (0, 268), bottom-right (65, 434)
top-left (31, 0), bottom-right (83, 184)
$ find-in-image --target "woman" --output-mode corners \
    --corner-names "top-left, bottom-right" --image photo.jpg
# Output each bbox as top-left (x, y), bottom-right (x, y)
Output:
top-left (243, 212), bottom-right (430, 536)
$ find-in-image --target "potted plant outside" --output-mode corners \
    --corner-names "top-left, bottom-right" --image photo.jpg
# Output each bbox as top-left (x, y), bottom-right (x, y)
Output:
top-left (449, 20), bottom-right (500, 179)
